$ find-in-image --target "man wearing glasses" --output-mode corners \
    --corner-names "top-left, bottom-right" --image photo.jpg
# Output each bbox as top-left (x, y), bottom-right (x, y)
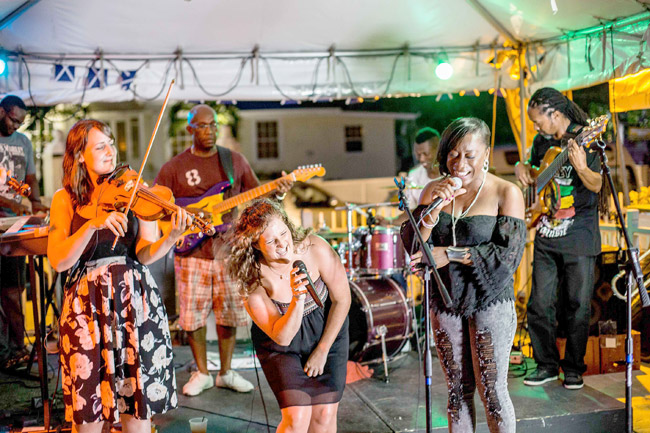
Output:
top-left (0, 95), bottom-right (47, 371)
top-left (156, 104), bottom-right (292, 396)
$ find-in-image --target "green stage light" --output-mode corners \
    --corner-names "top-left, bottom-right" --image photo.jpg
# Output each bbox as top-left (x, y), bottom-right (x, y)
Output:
top-left (435, 60), bottom-right (453, 80)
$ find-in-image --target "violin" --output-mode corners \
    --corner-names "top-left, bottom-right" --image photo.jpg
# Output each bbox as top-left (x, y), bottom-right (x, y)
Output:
top-left (96, 164), bottom-right (215, 236)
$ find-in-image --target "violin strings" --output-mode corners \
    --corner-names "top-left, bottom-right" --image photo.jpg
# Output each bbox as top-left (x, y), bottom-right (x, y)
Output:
top-left (134, 184), bottom-right (213, 230)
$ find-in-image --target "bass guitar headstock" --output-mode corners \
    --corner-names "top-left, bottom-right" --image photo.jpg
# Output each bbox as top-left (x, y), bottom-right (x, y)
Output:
top-left (577, 115), bottom-right (609, 148)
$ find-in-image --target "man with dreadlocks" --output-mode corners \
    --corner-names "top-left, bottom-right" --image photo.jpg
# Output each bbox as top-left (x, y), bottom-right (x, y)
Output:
top-left (515, 87), bottom-right (602, 390)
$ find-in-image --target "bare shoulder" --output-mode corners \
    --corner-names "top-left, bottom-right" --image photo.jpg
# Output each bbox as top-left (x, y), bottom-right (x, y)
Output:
top-left (307, 234), bottom-right (337, 259)
top-left (496, 176), bottom-right (522, 198)
top-left (244, 284), bottom-right (269, 310)
top-left (49, 189), bottom-right (74, 236)
top-left (50, 188), bottom-right (74, 216)
top-left (51, 188), bottom-right (71, 205)
top-left (492, 175), bottom-right (524, 218)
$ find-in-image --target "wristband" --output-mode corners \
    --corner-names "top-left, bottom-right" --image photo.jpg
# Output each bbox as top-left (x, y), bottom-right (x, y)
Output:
top-left (421, 214), bottom-right (439, 229)
top-left (275, 192), bottom-right (287, 201)
top-left (446, 246), bottom-right (469, 262)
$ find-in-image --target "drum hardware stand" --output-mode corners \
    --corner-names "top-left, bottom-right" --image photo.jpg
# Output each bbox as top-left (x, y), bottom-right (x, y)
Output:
top-left (394, 177), bottom-right (452, 433)
top-left (376, 325), bottom-right (390, 382)
top-left (593, 139), bottom-right (650, 433)
top-left (344, 203), bottom-right (357, 279)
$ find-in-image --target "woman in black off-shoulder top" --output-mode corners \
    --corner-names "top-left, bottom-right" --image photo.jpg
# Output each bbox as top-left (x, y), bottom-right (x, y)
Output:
top-left (404, 117), bottom-right (526, 433)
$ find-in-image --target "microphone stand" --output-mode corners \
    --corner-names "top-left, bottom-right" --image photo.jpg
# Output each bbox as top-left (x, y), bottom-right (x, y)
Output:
top-left (394, 177), bottom-right (452, 433)
top-left (593, 139), bottom-right (650, 433)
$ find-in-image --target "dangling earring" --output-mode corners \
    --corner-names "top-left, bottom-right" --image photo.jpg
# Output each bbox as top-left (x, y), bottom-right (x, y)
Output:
top-left (482, 158), bottom-right (489, 173)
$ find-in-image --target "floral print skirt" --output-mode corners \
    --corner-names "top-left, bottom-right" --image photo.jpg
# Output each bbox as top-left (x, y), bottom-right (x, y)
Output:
top-left (59, 256), bottom-right (177, 424)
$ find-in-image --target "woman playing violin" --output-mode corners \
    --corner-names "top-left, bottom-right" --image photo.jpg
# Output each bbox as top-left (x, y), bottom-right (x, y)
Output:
top-left (48, 119), bottom-right (192, 433)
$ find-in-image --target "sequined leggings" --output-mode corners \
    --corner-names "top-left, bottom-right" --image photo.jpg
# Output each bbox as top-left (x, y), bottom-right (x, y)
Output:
top-left (432, 300), bottom-right (517, 433)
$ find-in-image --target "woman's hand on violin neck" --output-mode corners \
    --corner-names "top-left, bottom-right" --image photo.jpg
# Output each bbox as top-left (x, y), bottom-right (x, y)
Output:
top-left (90, 212), bottom-right (129, 237)
top-left (168, 208), bottom-right (193, 240)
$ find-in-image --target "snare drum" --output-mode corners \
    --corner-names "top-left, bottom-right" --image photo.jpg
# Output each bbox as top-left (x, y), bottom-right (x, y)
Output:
top-left (348, 277), bottom-right (412, 363)
top-left (359, 226), bottom-right (407, 275)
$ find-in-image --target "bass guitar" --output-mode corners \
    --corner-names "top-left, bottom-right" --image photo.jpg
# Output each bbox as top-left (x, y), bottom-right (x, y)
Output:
top-left (522, 115), bottom-right (608, 228)
top-left (172, 164), bottom-right (326, 253)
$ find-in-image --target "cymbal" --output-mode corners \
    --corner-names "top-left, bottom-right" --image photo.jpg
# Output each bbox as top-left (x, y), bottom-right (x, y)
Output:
top-left (334, 202), bottom-right (400, 211)
top-left (382, 185), bottom-right (424, 190)
top-left (316, 229), bottom-right (348, 239)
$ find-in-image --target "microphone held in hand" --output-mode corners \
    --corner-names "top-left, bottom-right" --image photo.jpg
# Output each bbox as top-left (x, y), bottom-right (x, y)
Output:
top-left (292, 260), bottom-right (324, 308)
top-left (421, 177), bottom-right (463, 220)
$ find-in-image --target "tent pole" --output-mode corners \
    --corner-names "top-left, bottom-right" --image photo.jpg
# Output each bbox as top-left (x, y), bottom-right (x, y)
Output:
top-left (518, 46), bottom-right (526, 156)
top-left (614, 113), bottom-right (630, 205)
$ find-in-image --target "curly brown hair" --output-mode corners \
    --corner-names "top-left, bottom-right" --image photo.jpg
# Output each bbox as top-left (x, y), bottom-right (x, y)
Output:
top-left (226, 198), bottom-right (312, 296)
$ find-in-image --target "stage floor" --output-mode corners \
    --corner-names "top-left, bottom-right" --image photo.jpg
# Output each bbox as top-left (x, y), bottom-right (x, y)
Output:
top-left (1, 341), bottom-right (648, 432)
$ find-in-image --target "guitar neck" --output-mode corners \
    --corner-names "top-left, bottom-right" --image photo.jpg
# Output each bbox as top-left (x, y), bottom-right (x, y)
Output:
top-left (536, 147), bottom-right (569, 193)
top-left (212, 177), bottom-right (286, 214)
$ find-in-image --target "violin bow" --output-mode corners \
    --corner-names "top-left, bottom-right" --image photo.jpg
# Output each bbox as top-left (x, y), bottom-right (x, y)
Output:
top-left (111, 79), bottom-right (176, 250)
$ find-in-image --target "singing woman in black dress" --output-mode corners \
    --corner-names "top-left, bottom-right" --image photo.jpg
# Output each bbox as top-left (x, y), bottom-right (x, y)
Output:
top-left (404, 117), bottom-right (526, 433)
top-left (227, 198), bottom-right (350, 433)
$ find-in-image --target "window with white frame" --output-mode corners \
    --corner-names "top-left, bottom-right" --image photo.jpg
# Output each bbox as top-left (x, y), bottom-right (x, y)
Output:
top-left (256, 121), bottom-right (279, 159)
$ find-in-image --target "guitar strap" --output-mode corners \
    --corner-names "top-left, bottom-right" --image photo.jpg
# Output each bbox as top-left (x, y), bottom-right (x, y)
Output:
top-left (217, 145), bottom-right (235, 187)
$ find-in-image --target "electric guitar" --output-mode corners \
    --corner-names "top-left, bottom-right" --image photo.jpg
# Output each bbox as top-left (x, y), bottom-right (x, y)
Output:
top-left (172, 165), bottom-right (326, 253)
top-left (522, 115), bottom-right (608, 228)
top-left (3, 171), bottom-right (31, 198)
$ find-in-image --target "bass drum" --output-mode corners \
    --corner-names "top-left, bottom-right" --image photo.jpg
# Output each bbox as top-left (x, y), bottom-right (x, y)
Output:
top-left (348, 277), bottom-right (412, 364)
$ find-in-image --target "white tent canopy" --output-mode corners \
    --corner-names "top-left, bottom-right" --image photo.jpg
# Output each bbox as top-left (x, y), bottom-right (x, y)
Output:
top-left (0, 0), bottom-right (648, 104)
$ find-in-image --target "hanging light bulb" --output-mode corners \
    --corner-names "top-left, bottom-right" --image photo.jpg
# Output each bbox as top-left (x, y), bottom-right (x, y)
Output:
top-left (435, 52), bottom-right (453, 80)
top-left (435, 61), bottom-right (453, 80)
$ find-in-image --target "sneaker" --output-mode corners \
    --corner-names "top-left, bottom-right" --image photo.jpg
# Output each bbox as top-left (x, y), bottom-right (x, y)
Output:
top-left (1, 347), bottom-right (30, 370)
top-left (523, 368), bottom-right (559, 386)
top-left (563, 372), bottom-right (584, 390)
top-left (182, 371), bottom-right (214, 396)
top-left (215, 370), bottom-right (254, 393)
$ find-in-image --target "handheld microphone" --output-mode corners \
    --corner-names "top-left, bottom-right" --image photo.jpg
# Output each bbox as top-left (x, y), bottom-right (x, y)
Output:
top-left (292, 260), bottom-right (324, 308)
top-left (420, 177), bottom-right (463, 220)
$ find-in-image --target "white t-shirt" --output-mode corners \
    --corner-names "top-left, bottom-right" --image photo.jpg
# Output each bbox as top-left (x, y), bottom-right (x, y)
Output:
top-left (405, 165), bottom-right (438, 209)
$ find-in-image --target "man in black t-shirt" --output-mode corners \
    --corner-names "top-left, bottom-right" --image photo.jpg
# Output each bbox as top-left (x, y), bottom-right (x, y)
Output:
top-left (515, 88), bottom-right (602, 390)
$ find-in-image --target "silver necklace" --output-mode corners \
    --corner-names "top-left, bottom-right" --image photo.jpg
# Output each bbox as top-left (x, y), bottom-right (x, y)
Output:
top-left (451, 172), bottom-right (487, 246)
top-left (266, 262), bottom-right (292, 280)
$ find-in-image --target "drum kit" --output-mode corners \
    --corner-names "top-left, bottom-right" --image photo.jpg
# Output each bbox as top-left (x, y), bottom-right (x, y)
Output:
top-left (328, 202), bottom-right (417, 377)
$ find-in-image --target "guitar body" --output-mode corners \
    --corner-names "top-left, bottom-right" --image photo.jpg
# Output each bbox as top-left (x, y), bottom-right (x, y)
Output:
top-left (520, 115), bottom-right (609, 229)
top-left (523, 146), bottom-right (562, 229)
top-left (173, 181), bottom-right (232, 254)
top-left (169, 165), bottom-right (327, 254)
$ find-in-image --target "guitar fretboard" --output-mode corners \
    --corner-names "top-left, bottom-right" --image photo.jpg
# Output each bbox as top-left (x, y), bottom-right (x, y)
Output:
top-left (536, 147), bottom-right (570, 194)
top-left (211, 174), bottom-right (294, 214)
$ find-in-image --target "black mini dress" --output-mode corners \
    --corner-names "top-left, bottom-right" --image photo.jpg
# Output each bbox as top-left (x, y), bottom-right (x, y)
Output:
top-left (251, 277), bottom-right (349, 408)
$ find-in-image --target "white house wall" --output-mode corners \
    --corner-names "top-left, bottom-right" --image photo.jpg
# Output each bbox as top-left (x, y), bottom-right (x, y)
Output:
top-left (238, 109), bottom-right (400, 180)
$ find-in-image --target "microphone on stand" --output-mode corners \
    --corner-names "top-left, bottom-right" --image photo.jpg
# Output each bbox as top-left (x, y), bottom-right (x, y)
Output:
top-left (292, 260), bottom-right (324, 308)
top-left (420, 177), bottom-right (463, 220)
